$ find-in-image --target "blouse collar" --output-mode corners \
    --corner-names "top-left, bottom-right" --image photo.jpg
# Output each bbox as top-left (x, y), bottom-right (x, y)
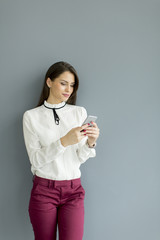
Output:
top-left (44, 100), bottom-right (66, 109)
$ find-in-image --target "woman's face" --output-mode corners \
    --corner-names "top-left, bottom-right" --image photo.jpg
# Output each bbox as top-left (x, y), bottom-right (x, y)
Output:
top-left (46, 71), bottom-right (75, 104)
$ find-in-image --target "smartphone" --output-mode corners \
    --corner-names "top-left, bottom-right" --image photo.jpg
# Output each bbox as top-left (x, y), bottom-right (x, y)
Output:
top-left (82, 115), bottom-right (97, 127)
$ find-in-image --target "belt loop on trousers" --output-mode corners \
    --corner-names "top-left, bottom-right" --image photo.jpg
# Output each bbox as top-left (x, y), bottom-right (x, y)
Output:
top-left (48, 180), bottom-right (53, 189)
top-left (48, 179), bottom-right (55, 189)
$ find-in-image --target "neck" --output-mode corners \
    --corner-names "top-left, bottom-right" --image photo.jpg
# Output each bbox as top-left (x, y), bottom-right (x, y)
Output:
top-left (46, 97), bottom-right (63, 105)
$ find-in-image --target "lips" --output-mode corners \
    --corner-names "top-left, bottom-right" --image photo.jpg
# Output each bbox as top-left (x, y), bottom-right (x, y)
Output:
top-left (63, 94), bottom-right (70, 97)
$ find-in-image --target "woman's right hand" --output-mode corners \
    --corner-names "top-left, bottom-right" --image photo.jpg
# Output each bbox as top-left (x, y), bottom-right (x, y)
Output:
top-left (60, 124), bottom-right (89, 147)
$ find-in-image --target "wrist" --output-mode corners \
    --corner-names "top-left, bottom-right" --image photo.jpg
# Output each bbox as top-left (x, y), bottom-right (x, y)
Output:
top-left (86, 139), bottom-right (96, 148)
top-left (60, 136), bottom-right (69, 147)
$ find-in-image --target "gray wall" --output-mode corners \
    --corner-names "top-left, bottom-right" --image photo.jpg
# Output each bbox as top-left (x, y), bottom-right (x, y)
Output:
top-left (0, 0), bottom-right (160, 239)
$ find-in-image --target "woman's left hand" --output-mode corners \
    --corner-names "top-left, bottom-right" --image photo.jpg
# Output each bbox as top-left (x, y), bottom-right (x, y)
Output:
top-left (84, 121), bottom-right (100, 146)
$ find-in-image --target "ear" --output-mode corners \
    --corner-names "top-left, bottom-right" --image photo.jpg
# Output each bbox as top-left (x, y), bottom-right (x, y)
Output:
top-left (46, 77), bottom-right (51, 88)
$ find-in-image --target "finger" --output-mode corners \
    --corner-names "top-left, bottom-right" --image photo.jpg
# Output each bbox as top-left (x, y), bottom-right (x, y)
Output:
top-left (85, 130), bottom-right (99, 136)
top-left (85, 127), bottom-right (99, 132)
top-left (85, 128), bottom-right (97, 133)
top-left (79, 123), bottom-right (89, 132)
top-left (91, 121), bottom-right (98, 128)
top-left (81, 133), bottom-right (87, 138)
top-left (86, 130), bottom-right (98, 135)
top-left (85, 133), bottom-right (97, 138)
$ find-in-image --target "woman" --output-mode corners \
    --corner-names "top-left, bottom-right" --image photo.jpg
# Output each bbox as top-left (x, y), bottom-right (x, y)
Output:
top-left (22, 61), bottom-right (100, 240)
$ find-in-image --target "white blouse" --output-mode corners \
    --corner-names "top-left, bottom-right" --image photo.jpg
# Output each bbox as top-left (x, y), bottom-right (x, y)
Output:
top-left (22, 100), bottom-right (96, 180)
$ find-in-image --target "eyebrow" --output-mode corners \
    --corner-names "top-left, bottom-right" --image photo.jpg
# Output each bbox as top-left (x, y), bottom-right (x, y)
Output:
top-left (60, 79), bottom-right (75, 84)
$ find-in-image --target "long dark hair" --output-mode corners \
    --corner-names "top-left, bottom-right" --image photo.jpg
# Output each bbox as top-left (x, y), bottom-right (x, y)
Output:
top-left (36, 61), bottom-right (79, 107)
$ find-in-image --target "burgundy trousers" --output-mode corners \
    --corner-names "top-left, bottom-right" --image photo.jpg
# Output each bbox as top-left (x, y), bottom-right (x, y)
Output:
top-left (28, 175), bottom-right (85, 240)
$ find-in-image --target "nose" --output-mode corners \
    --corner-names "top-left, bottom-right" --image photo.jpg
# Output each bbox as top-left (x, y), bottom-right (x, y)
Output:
top-left (66, 85), bottom-right (72, 93)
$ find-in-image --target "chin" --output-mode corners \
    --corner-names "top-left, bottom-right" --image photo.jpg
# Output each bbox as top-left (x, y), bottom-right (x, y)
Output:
top-left (62, 95), bottom-right (69, 100)
top-left (59, 97), bottom-right (65, 102)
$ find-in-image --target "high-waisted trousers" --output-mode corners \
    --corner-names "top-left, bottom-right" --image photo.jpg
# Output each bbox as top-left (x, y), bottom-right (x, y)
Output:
top-left (28, 175), bottom-right (85, 240)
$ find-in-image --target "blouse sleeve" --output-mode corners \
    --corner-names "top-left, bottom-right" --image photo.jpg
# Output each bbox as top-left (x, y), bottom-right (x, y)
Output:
top-left (76, 107), bottom-right (96, 163)
top-left (22, 111), bottom-right (66, 169)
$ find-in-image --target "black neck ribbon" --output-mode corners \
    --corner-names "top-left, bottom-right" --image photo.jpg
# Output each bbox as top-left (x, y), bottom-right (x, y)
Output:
top-left (43, 102), bottom-right (67, 125)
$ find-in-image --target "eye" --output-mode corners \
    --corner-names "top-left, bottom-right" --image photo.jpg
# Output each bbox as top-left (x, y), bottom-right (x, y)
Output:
top-left (61, 83), bottom-right (75, 87)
